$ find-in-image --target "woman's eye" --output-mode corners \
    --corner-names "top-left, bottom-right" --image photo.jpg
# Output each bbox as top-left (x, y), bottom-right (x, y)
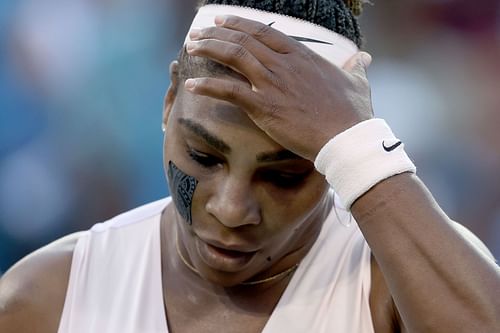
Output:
top-left (187, 149), bottom-right (221, 168)
top-left (261, 170), bottom-right (309, 188)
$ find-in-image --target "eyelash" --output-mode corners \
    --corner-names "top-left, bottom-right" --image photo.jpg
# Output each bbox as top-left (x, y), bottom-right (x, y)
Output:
top-left (186, 148), bottom-right (309, 188)
top-left (187, 148), bottom-right (222, 168)
top-left (260, 170), bottom-right (309, 188)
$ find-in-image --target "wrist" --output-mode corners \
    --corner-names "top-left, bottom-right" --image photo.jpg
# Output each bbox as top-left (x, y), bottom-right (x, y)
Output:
top-left (314, 118), bottom-right (416, 210)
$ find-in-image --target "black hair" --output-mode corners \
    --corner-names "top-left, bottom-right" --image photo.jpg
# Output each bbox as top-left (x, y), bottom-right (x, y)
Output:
top-left (176, 0), bottom-right (366, 85)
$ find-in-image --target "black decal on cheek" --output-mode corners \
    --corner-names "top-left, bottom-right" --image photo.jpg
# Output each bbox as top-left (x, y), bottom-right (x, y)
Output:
top-left (167, 161), bottom-right (198, 225)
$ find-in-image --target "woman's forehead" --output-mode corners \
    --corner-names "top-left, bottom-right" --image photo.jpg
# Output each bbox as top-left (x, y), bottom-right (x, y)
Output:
top-left (177, 89), bottom-right (260, 131)
top-left (173, 90), bottom-right (284, 152)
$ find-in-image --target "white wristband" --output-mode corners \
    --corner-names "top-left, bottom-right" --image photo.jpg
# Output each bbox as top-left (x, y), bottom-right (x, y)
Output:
top-left (314, 118), bottom-right (416, 210)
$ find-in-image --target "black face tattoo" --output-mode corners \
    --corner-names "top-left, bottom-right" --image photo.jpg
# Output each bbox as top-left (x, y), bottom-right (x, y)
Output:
top-left (167, 161), bottom-right (198, 225)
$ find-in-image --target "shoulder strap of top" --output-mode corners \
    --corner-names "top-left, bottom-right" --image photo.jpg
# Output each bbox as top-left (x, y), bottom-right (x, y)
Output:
top-left (58, 199), bottom-right (170, 333)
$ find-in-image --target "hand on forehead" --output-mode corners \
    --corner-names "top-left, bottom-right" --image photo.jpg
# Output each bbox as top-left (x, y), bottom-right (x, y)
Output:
top-left (180, 5), bottom-right (372, 161)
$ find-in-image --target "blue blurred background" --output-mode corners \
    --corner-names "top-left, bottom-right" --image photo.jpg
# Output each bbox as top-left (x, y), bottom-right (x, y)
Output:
top-left (1, 0), bottom-right (499, 274)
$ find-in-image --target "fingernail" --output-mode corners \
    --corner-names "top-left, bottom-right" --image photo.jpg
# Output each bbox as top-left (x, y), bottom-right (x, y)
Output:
top-left (185, 79), bottom-right (196, 90)
top-left (189, 28), bottom-right (201, 39)
top-left (360, 52), bottom-right (372, 66)
top-left (186, 41), bottom-right (197, 52)
top-left (214, 15), bottom-right (226, 25)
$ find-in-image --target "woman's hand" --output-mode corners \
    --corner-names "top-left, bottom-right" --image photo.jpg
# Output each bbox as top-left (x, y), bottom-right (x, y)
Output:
top-left (184, 15), bottom-right (374, 161)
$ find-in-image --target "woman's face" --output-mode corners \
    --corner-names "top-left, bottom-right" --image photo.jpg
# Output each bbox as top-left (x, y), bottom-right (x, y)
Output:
top-left (163, 77), bottom-right (331, 287)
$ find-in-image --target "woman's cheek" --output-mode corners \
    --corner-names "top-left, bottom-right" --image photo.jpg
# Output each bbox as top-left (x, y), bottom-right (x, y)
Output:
top-left (166, 160), bottom-right (199, 226)
top-left (261, 180), bottom-right (328, 230)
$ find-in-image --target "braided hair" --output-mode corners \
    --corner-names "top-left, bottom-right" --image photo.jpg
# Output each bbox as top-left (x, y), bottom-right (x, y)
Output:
top-left (176, 0), bottom-right (367, 84)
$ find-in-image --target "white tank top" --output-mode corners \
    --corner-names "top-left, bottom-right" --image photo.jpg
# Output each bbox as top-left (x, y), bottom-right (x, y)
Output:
top-left (58, 196), bottom-right (374, 333)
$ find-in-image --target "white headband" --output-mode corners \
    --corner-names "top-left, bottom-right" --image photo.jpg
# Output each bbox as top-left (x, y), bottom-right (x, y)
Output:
top-left (186, 5), bottom-right (359, 67)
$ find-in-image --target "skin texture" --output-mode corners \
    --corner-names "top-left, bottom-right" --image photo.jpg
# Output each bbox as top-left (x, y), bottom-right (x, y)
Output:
top-left (162, 73), bottom-right (333, 287)
top-left (179, 15), bottom-right (500, 332)
top-left (1, 14), bottom-right (499, 333)
top-left (162, 64), bottom-right (399, 332)
top-left (0, 232), bottom-right (82, 332)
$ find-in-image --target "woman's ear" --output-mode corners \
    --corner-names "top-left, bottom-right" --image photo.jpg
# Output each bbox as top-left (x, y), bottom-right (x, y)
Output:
top-left (162, 61), bottom-right (180, 131)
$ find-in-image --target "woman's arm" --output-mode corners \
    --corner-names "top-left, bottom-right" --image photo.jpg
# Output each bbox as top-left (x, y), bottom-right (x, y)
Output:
top-left (353, 173), bottom-right (499, 332)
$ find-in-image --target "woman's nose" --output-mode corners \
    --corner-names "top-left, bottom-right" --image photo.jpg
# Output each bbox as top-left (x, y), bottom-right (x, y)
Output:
top-left (205, 176), bottom-right (261, 228)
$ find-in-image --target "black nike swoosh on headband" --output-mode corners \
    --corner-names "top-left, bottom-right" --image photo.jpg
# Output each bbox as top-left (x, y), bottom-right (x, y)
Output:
top-left (267, 21), bottom-right (333, 45)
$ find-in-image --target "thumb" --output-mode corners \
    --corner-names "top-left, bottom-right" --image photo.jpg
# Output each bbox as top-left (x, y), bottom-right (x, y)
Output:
top-left (343, 52), bottom-right (372, 77)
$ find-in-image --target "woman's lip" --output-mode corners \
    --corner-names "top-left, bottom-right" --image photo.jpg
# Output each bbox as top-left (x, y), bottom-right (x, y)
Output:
top-left (195, 237), bottom-right (257, 272)
top-left (202, 237), bottom-right (259, 253)
top-left (208, 244), bottom-right (256, 257)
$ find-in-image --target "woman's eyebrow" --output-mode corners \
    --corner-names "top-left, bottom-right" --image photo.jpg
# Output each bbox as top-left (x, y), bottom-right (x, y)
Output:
top-left (177, 118), bottom-right (303, 162)
top-left (178, 118), bottom-right (231, 153)
top-left (256, 149), bottom-right (303, 163)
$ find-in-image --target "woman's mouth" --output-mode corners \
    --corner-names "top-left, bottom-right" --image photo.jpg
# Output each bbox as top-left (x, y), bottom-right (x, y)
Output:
top-left (195, 237), bottom-right (258, 272)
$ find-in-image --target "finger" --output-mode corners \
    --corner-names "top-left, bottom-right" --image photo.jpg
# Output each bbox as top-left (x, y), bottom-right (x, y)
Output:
top-left (186, 39), bottom-right (269, 84)
top-left (184, 77), bottom-right (259, 113)
top-left (215, 15), bottom-right (300, 54)
top-left (343, 52), bottom-right (372, 78)
top-left (189, 26), bottom-right (280, 68)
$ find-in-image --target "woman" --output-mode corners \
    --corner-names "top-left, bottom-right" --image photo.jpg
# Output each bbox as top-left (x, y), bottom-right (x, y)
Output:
top-left (1, 1), bottom-right (499, 332)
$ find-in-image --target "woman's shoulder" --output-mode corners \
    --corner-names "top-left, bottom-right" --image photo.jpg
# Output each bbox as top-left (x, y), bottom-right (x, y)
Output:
top-left (0, 198), bottom-right (172, 333)
top-left (0, 231), bottom-right (84, 333)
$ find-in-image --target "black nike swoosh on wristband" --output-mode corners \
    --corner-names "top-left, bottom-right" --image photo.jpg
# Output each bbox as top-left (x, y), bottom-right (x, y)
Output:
top-left (268, 22), bottom-right (333, 45)
top-left (382, 140), bottom-right (403, 152)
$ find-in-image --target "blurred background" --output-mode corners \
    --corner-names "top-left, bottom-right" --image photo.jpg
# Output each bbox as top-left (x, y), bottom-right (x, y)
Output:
top-left (0, 0), bottom-right (499, 274)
